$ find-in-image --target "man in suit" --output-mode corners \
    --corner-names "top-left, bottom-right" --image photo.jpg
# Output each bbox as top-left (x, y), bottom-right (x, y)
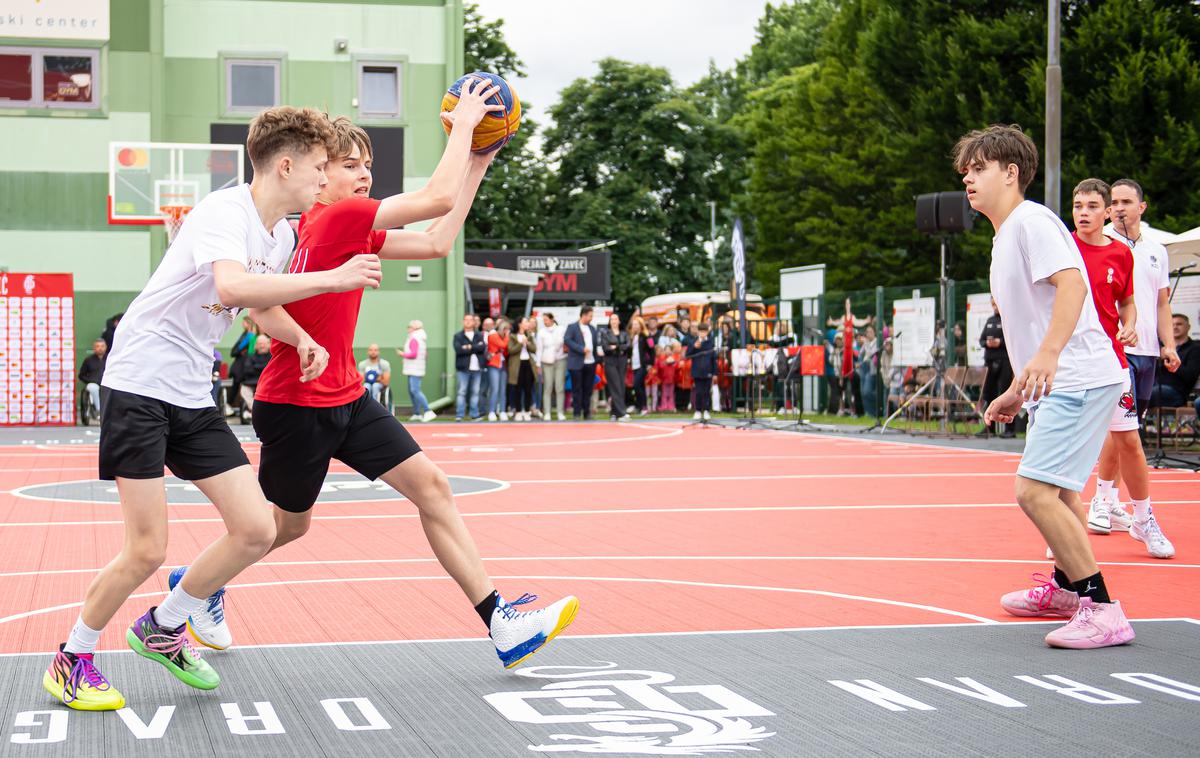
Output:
top-left (453, 313), bottom-right (486, 421)
top-left (564, 305), bottom-right (598, 419)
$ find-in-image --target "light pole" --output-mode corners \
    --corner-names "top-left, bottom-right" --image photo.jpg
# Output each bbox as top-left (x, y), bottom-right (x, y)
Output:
top-left (1045, 0), bottom-right (1061, 215)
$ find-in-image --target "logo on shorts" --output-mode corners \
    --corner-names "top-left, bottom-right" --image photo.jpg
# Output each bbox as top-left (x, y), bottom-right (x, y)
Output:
top-left (1118, 392), bottom-right (1135, 412)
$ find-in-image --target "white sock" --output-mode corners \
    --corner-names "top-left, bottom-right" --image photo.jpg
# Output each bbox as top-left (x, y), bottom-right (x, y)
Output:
top-left (1132, 497), bottom-right (1151, 522)
top-left (153, 585), bottom-right (207, 630)
top-left (1096, 479), bottom-right (1115, 500)
top-left (64, 615), bottom-right (103, 655)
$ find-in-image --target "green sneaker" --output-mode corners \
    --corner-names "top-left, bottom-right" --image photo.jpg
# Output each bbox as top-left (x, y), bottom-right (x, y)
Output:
top-left (126, 607), bottom-right (220, 690)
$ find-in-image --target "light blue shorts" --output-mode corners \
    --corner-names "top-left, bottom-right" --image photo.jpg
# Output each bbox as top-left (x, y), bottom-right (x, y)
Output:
top-left (1018, 382), bottom-right (1126, 492)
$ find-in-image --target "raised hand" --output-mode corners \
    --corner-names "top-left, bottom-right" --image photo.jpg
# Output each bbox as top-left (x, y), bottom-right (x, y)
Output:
top-left (441, 76), bottom-right (505, 132)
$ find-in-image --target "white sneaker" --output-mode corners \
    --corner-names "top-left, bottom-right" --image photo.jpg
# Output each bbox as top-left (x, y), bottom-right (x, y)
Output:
top-left (168, 566), bottom-right (231, 650)
top-left (421, 410), bottom-right (436, 422)
top-left (703, 411), bottom-right (711, 420)
top-left (1131, 513), bottom-right (1175, 559)
top-left (1087, 493), bottom-right (1112, 534)
top-left (487, 411), bottom-right (497, 421)
top-left (558, 412), bottom-right (567, 421)
top-left (499, 411), bottom-right (509, 421)
top-left (693, 411), bottom-right (702, 420)
top-left (1108, 505), bottom-right (1133, 532)
top-left (490, 593), bottom-right (580, 669)
top-left (618, 414), bottom-right (631, 422)
top-left (409, 414), bottom-right (421, 421)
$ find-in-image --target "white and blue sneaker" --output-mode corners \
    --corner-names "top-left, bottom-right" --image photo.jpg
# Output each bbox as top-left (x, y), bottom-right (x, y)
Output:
top-left (489, 593), bottom-right (579, 669)
top-left (167, 566), bottom-right (232, 650)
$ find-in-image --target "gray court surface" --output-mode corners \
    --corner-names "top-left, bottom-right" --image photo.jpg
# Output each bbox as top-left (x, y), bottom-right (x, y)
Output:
top-left (2, 621), bottom-right (1198, 756)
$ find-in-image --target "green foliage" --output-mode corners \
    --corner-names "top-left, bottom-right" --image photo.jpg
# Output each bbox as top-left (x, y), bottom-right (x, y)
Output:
top-left (542, 59), bottom-right (740, 308)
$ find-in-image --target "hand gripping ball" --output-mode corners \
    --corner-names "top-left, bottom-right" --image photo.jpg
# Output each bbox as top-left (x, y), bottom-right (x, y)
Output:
top-left (440, 71), bottom-right (522, 154)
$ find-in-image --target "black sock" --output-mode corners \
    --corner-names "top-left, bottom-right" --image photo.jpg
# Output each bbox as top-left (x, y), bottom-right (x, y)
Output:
top-left (474, 590), bottom-right (499, 627)
top-left (1052, 566), bottom-right (1072, 590)
top-left (1072, 572), bottom-right (1111, 604)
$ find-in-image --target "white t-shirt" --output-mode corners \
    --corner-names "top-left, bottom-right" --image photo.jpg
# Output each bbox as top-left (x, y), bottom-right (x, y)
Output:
top-left (581, 323), bottom-right (595, 364)
top-left (103, 185), bottom-right (293, 408)
top-left (989, 201), bottom-right (1125, 397)
top-left (1108, 230), bottom-right (1170, 357)
top-left (464, 331), bottom-right (480, 371)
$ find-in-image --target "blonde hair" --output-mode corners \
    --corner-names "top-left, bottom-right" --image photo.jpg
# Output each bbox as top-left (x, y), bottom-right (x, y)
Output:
top-left (408, 319), bottom-right (423, 329)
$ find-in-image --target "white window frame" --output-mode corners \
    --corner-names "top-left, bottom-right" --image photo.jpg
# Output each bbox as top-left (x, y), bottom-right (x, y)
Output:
top-left (0, 46), bottom-right (100, 110)
top-left (225, 58), bottom-right (281, 114)
top-left (356, 59), bottom-right (404, 120)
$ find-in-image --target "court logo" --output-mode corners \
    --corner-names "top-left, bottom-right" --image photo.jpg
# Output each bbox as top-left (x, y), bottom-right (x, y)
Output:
top-left (484, 662), bottom-right (775, 754)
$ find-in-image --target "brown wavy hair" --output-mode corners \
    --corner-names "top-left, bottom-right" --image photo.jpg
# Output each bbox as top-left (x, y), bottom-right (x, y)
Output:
top-left (952, 124), bottom-right (1039, 194)
top-left (246, 106), bottom-right (337, 170)
top-left (328, 115), bottom-right (373, 162)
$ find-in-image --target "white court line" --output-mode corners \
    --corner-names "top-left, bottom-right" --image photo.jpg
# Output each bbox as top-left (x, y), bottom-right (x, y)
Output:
top-left (1, 617), bottom-right (1197, 659)
top-left (0, 553), bottom-right (1196, 580)
top-left (2, 499), bottom-right (1198, 527)
top-left (0, 574), bottom-right (996, 628)
top-left (421, 423), bottom-right (684, 449)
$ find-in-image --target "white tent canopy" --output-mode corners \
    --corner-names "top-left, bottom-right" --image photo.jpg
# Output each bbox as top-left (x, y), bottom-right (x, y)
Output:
top-left (1103, 221), bottom-right (1199, 273)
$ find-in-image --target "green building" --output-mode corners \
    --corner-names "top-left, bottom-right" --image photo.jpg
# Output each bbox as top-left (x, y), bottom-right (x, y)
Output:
top-left (0, 0), bottom-right (466, 413)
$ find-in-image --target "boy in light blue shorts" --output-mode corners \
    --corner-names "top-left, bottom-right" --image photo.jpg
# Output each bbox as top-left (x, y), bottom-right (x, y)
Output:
top-left (954, 124), bottom-right (1133, 650)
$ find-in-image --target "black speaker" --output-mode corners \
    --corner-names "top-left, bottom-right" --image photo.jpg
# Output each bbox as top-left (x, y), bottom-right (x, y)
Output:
top-left (937, 191), bottom-right (973, 233)
top-left (914, 191), bottom-right (973, 235)
top-left (915, 193), bottom-right (940, 234)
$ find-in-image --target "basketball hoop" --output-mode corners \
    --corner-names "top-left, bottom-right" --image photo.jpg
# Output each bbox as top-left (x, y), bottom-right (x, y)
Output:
top-left (159, 203), bottom-right (192, 244)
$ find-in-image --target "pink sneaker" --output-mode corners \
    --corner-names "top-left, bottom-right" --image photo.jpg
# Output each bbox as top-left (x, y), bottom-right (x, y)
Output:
top-left (1044, 598), bottom-right (1135, 649)
top-left (1000, 573), bottom-right (1079, 617)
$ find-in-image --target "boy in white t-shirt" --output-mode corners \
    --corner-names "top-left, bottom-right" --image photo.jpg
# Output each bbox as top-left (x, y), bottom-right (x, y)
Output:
top-left (1085, 178), bottom-right (1180, 558)
top-left (954, 124), bottom-right (1134, 649)
top-left (43, 107), bottom-right (383, 711)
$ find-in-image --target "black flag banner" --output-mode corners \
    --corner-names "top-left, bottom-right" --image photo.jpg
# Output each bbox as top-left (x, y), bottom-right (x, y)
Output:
top-left (732, 218), bottom-right (747, 346)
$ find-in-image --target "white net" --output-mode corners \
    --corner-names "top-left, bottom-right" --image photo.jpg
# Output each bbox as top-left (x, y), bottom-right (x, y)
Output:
top-left (160, 205), bottom-right (192, 244)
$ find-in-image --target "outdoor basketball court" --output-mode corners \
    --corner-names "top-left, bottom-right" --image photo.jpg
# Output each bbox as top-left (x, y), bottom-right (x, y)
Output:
top-left (0, 421), bottom-right (1197, 755)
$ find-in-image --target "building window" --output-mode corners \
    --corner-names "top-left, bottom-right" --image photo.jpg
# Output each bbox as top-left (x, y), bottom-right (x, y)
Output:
top-left (358, 62), bottom-right (402, 118)
top-left (0, 47), bottom-right (99, 109)
top-left (226, 59), bottom-right (280, 113)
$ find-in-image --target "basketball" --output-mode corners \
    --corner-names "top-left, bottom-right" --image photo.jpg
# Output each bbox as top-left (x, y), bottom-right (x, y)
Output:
top-left (440, 71), bottom-right (521, 154)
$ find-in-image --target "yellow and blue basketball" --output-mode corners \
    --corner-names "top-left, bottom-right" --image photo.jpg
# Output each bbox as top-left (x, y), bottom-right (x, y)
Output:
top-left (440, 71), bottom-right (521, 154)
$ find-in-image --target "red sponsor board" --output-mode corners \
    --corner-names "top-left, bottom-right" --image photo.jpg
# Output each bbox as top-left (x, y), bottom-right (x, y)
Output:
top-left (488, 287), bottom-right (502, 317)
top-left (799, 344), bottom-right (825, 376)
top-left (0, 273), bottom-right (76, 426)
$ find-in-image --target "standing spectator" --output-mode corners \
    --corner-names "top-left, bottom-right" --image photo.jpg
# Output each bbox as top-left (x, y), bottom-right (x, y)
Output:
top-left (357, 343), bottom-right (391, 404)
top-left (78, 338), bottom-right (107, 417)
top-left (646, 350), bottom-right (662, 412)
top-left (1150, 313), bottom-right (1200, 410)
top-left (599, 313), bottom-right (631, 421)
top-left (827, 298), bottom-right (872, 404)
top-left (537, 312), bottom-right (567, 420)
top-left (508, 317), bottom-right (538, 420)
top-left (228, 315), bottom-right (258, 414)
top-left (628, 317), bottom-right (653, 416)
top-left (677, 316), bottom-right (695, 350)
top-left (239, 335), bottom-right (272, 422)
top-left (858, 326), bottom-right (879, 416)
top-left (646, 316), bottom-right (660, 346)
top-left (487, 319), bottom-right (510, 421)
top-left (453, 313), bottom-right (485, 421)
top-left (479, 316), bottom-right (496, 414)
top-left (826, 333), bottom-right (844, 414)
top-left (688, 322), bottom-right (716, 420)
top-left (398, 319), bottom-right (435, 422)
top-left (714, 318), bottom-right (736, 411)
top-left (655, 342), bottom-right (679, 411)
top-left (978, 297), bottom-right (1013, 437)
top-left (564, 305), bottom-right (599, 420)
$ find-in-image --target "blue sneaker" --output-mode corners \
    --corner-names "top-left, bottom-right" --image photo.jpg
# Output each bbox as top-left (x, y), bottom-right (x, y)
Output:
top-left (488, 593), bottom-right (579, 669)
top-left (167, 566), bottom-right (232, 650)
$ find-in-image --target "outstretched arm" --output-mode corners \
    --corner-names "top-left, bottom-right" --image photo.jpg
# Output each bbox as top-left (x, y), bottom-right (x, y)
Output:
top-left (377, 152), bottom-right (495, 260)
top-left (372, 77), bottom-right (504, 230)
top-left (213, 256), bottom-right (381, 309)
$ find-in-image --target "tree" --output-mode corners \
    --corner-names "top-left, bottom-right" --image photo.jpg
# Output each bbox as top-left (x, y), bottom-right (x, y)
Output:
top-left (542, 59), bottom-right (740, 308)
top-left (462, 3), bottom-right (551, 243)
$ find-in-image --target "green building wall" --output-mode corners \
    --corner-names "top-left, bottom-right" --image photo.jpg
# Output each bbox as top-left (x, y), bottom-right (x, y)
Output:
top-left (0, 0), bottom-right (464, 411)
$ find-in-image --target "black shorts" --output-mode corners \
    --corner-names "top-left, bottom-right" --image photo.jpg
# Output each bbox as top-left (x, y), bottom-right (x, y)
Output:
top-left (98, 387), bottom-right (250, 481)
top-left (252, 391), bottom-right (422, 513)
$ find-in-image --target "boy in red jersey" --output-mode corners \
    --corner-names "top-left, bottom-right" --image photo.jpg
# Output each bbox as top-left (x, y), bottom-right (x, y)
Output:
top-left (1070, 179), bottom-right (1173, 558)
top-left (171, 81), bottom-right (579, 668)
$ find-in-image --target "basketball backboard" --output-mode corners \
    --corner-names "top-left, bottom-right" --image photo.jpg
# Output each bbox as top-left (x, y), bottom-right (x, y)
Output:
top-left (108, 142), bottom-right (244, 224)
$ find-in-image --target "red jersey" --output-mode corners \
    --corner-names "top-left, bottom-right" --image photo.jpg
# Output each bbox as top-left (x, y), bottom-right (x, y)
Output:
top-left (253, 197), bottom-right (385, 406)
top-left (1073, 231), bottom-right (1134, 369)
top-left (841, 316), bottom-right (855, 377)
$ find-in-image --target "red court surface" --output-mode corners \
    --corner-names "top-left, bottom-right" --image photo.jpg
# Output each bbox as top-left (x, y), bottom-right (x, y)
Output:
top-left (0, 422), bottom-right (1197, 654)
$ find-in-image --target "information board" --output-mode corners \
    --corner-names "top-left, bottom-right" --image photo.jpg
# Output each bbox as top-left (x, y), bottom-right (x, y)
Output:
top-left (0, 273), bottom-right (76, 426)
top-left (891, 292), bottom-right (936, 366)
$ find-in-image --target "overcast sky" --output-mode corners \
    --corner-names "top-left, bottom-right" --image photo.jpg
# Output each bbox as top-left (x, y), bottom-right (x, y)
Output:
top-left (470, 1), bottom-right (769, 127)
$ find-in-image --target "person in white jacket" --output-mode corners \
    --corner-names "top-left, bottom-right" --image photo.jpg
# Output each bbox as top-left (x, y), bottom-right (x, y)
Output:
top-left (399, 319), bottom-right (436, 421)
top-left (537, 312), bottom-right (567, 420)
